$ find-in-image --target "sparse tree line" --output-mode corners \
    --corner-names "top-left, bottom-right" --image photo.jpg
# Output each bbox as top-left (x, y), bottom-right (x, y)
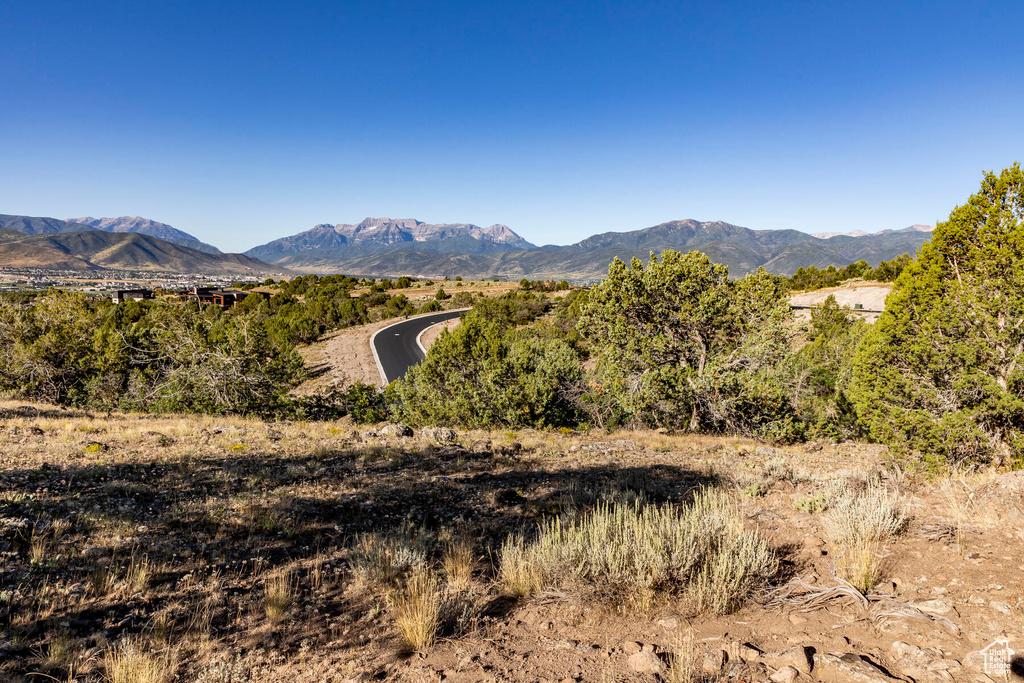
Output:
top-left (2, 164), bottom-right (1023, 467)
top-left (786, 254), bottom-right (912, 292)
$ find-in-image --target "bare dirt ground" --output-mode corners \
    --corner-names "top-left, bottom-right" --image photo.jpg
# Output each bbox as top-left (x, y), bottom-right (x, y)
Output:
top-left (297, 319), bottom-right (395, 392)
top-left (418, 318), bottom-right (461, 350)
top-left (350, 281), bottom-right (520, 301)
top-left (2, 401), bottom-right (1023, 682)
top-left (790, 283), bottom-right (894, 322)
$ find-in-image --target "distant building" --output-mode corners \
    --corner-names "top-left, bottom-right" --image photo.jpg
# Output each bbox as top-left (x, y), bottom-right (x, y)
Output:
top-left (111, 289), bottom-right (153, 304)
top-left (178, 286), bottom-right (269, 309)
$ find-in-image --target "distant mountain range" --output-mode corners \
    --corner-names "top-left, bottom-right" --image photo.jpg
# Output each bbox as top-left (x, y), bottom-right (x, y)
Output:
top-left (0, 213), bottom-right (934, 280)
top-left (66, 216), bottom-right (222, 254)
top-left (0, 214), bottom-right (222, 254)
top-left (811, 224), bottom-right (933, 239)
top-left (0, 215), bottom-right (284, 275)
top-left (243, 217), bottom-right (933, 281)
top-left (244, 217), bottom-right (534, 264)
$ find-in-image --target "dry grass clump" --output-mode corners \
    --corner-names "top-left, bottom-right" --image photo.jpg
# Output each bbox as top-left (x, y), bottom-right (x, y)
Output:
top-left (263, 571), bottom-right (295, 622)
top-left (664, 629), bottom-right (724, 683)
top-left (42, 630), bottom-right (78, 670)
top-left (441, 539), bottom-right (477, 591)
top-left (389, 566), bottom-right (443, 651)
top-left (823, 484), bottom-right (908, 593)
top-left (125, 555), bottom-right (152, 594)
top-left (103, 638), bottom-right (177, 683)
top-left (351, 525), bottom-right (427, 587)
top-left (499, 488), bottom-right (776, 613)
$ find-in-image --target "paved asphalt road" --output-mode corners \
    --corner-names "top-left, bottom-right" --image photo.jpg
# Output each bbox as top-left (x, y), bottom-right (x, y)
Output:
top-left (372, 309), bottom-right (467, 384)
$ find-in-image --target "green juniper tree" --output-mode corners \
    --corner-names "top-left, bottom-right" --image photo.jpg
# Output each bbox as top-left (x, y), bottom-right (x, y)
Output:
top-left (577, 250), bottom-right (795, 437)
top-left (851, 163), bottom-right (1024, 464)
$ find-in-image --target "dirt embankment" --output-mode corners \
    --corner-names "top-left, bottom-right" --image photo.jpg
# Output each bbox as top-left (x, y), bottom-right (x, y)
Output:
top-left (789, 282), bottom-right (893, 310)
top-left (418, 317), bottom-right (460, 350)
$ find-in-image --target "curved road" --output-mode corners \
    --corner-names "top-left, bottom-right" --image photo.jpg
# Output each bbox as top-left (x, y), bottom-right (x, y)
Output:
top-left (370, 309), bottom-right (468, 384)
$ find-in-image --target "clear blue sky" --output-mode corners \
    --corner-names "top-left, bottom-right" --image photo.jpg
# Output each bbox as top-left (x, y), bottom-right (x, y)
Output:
top-left (2, 1), bottom-right (1022, 252)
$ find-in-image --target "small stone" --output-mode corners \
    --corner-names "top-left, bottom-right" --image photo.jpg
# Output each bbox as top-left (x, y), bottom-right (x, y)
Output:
top-left (913, 599), bottom-right (952, 615)
top-left (622, 641), bottom-right (643, 654)
top-left (989, 601), bottom-right (1012, 615)
top-left (819, 653), bottom-right (900, 682)
top-left (789, 614), bottom-right (808, 625)
top-left (738, 643), bottom-right (763, 662)
top-left (380, 423), bottom-right (414, 438)
top-left (496, 440), bottom-right (522, 455)
top-left (702, 649), bottom-right (728, 674)
top-left (656, 617), bottom-right (679, 630)
top-left (770, 666), bottom-right (800, 683)
top-left (764, 646), bottom-right (814, 674)
top-left (427, 427), bottom-right (458, 444)
top-left (628, 651), bottom-right (663, 674)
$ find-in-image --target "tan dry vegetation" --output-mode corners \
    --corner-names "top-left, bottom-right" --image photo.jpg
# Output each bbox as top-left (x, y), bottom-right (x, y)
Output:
top-left (2, 401), bottom-right (1024, 682)
top-left (349, 279), bottom-right (520, 300)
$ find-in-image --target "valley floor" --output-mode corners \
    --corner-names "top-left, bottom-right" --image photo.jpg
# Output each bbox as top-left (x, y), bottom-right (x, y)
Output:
top-left (1, 402), bottom-right (1022, 682)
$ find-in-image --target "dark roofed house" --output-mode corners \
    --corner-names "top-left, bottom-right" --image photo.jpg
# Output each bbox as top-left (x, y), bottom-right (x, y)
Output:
top-left (178, 286), bottom-right (254, 309)
top-left (111, 289), bottom-right (153, 304)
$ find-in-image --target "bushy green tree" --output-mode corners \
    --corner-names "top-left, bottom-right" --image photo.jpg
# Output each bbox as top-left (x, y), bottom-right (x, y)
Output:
top-left (391, 314), bottom-right (581, 428)
top-left (851, 164), bottom-right (1024, 464)
top-left (0, 290), bottom-right (103, 405)
top-left (788, 296), bottom-right (865, 439)
top-left (578, 250), bottom-right (795, 437)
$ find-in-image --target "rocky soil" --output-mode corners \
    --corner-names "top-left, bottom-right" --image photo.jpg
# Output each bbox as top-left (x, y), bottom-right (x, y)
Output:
top-left (1, 402), bottom-right (1022, 682)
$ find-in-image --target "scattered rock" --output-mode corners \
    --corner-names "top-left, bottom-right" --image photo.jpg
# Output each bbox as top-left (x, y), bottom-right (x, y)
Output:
top-left (496, 441), bottom-right (522, 456)
top-left (737, 643), bottom-right (763, 662)
top-left (380, 423), bottom-right (413, 438)
top-left (819, 653), bottom-right (903, 682)
top-left (425, 427), bottom-right (457, 444)
top-left (755, 446), bottom-right (780, 457)
top-left (656, 617), bottom-right (679, 630)
top-left (703, 649), bottom-right (728, 674)
top-left (912, 599), bottom-right (952, 615)
top-left (789, 614), bottom-right (808, 625)
top-left (770, 666), bottom-right (800, 683)
top-left (763, 646), bottom-right (814, 674)
top-left (360, 430), bottom-right (379, 440)
top-left (622, 641), bottom-right (643, 655)
top-left (628, 651), bottom-right (663, 674)
top-left (471, 439), bottom-right (492, 452)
